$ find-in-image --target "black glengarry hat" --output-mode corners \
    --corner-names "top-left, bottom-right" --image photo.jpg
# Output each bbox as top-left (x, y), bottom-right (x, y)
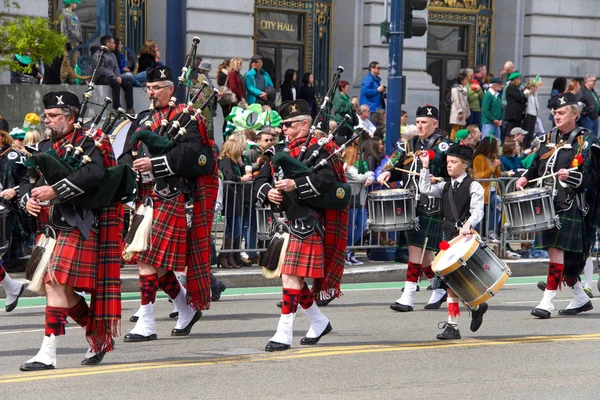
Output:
top-left (551, 92), bottom-right (578, 110)
top-left (447, 144), bottom-right (473, 163)
top-left (279, 100), bottom-right (311, 120)
top-left (146, 66), bottom-right (174, 83)
top-left (43, 91), bottom-right (80, 109)
top-left (416, 104), bottom-right (439, 120)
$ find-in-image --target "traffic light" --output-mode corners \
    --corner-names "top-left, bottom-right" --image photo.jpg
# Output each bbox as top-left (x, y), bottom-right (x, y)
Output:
top-left (405, 0), bottom-right (427, 39)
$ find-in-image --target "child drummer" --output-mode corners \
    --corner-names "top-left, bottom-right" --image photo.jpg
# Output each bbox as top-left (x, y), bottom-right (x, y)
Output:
top-left (418, 144), bottom-right (487, 340)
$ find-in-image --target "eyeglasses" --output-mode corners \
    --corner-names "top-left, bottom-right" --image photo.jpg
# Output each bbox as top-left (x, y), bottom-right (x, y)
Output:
top-left (43, 113), bottom-right (63, 121)
top-left (143, 85), bottom-right (170, 93)
top-left (281, 120), bottom-right (303, 128)
top-left (374, 66), bottom-right (381, 70)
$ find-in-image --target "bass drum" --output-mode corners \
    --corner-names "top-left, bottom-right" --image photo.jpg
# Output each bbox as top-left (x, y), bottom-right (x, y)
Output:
top-left (110, 119), bottom-right (132, 160)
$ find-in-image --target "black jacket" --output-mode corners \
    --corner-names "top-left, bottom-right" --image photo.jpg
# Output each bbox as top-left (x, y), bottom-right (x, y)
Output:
top-left (504, 85), bottom-right (528, 121)
top-left (280, 81), bottom-right (296, 102)
top-left (218, 157), bottom-right (251, 215)
top-left (579, 87), bottom-right (598, 120)
top-left (297, 84), bottom-right (317, 118)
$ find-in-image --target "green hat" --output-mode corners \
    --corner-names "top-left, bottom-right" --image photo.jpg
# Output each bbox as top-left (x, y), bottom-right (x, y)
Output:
top-left (63, 0), bottom-right (81, 5)
top-left (10, 127), bottom-right (25, 140)
top-left (455, 129), bottom-right (469, 143)
top-left (508, 71), bottom-right (521, 81)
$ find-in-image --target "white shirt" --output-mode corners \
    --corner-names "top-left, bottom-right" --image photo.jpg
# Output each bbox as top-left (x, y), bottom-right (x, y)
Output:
top-left (418, 170), bottom-right (485, 228)
top-left (355, 117), bottom-right (376, 136)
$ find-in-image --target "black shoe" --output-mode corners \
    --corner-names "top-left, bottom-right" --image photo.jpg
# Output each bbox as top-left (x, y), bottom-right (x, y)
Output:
top-left (169, 311), bottom-right (179, 319)
top-left (19, 361), bottom-right (54, 371)
top-left (424, 293), bottom-right (448, 310)
top-left (5, 284), bottom-right (25, 312)
top-left (129, 315), bottom-right (139, 323)
top-left (171, 311), bottom-right (202, 336)
top-left (316, 297), bottom-right (335, 307)
top-left (426, 285), bottom-right (433, 290)
top-left (436, 323), bottom-right (461, 340)
top-left (123, 333), bottom-right (158, 342)
top-left (531, 308), bottom-right (551, 319)
top-left (276, 301), bottom-right (282, 308)
top-left (211, 281), bottom-right (227, 302)
top-left (81, 339), bottom-right (114, 365)
top-left (265, 341), bottom-right (290, 352)
top-left (558, 301), bottom-right (594, 315)
top-left (537, 281), bottom-right (546, 291)
top-left (390, 302), bottom-right (413, 312)
top-left (469, 302), bottom-right (488, 332)
top-left (300, 322), bottom-right (332, 345)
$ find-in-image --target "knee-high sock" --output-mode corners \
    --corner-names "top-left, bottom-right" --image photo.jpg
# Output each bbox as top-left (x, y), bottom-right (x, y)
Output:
top-left (68, 296), bottom-right (89, 328)
top-left (45, 306), bottom-right (68, 336)
top-left (139, 273), bottom-right (159, 305)
top-left (583, 257), bottom-right (593, 289)
top-left (547, 262), bottom-right (564, 291)
top-left (281, 288), bottom-right (300, 315)
top-left (447, 297), bottom-right (460, 325)
top-left (299, 284), bottom-right (314, 309)
top-left (406, 262), bottom-right (421, 283)
top-left (158, 270), bottom-right (182, 299)
top-left (421, 265), bottom-right (435, 280)
top-left (0, 265), bottom-right (5, 282)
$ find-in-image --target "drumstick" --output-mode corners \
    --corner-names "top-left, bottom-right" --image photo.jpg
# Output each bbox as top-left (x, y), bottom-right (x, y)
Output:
top-left (528, 167), bottom-right (578, 184)
top-left (382, 181), bottom-right (391, 189)
top-left (394, 167), bottom-right (444, 182)
top-left (419, 237), bottom-right (428, 265)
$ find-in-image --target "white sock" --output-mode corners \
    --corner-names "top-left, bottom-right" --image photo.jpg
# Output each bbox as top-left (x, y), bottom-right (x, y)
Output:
top-left (583, 257), bottom-right (594, 290)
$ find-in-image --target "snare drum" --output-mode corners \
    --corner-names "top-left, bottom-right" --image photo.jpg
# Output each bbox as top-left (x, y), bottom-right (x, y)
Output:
top-left (367, 188), bottom-right (417, 232)
top-left (433, 233), bottom-right (511, 308)
top-left (503, 187), bottom-right (556, 234)
top-left (256, 206), bottom-right (274, 241)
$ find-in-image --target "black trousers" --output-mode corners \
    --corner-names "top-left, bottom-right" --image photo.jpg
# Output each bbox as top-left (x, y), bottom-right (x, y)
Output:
top-left (97, 76), bottom-right (133, 110)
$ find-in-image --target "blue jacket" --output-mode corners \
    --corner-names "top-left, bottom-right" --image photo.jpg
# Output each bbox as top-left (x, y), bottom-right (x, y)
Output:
top-left (245, 68), bottom-right (274, 105)
top-left (500, 154), bottom-right (524, 174)
top-left (360, 72), bottom-right (382, 112)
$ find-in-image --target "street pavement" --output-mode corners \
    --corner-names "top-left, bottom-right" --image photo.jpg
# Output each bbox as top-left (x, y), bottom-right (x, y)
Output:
top-left (1, 277), bottom-right (600, 399)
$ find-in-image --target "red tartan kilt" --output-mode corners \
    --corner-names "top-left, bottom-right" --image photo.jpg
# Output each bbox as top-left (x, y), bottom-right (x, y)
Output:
top-left (281, 231), bottom-right (324, 278)
top-left (138, 193), bottom-right (187, 271)
top-left (46, 229), bottom-right (98, 291)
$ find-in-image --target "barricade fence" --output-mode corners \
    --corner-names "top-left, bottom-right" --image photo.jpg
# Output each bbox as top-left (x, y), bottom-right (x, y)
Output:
top-left (213, 177), bottom-right (543, 260)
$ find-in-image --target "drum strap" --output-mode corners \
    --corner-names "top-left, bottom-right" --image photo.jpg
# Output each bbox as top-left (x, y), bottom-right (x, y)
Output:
top-left (447, 184), bottom-right (463, 229)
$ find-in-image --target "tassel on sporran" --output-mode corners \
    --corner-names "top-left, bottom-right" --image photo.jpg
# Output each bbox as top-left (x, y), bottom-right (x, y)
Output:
top-left (122, 197), bottom-right (153, 262)
top-left (261, 218), bottom-right (290, 279)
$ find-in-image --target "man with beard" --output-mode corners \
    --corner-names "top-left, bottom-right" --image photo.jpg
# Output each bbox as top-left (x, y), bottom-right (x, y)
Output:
top-left (516, 92), bottom-right (600, 319)
top-left (119, 66), bottom-right (218, 342)
top-left (19, 91), bottom-right (123, 370)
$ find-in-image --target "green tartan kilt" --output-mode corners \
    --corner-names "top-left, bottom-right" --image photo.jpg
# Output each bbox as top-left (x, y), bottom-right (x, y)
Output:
top-left (407, 211), bottom-right (444, 252)
top-left (535, 203), bottom-right (591, 253)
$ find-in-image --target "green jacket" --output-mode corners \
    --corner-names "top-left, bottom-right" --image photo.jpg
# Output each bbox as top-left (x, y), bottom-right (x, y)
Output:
top-left (467, 83), bottom-right (483, 112)
top-left (333, 92), bottom-right (353, 123)
top-left (481, 90), bottom-right (502, 126)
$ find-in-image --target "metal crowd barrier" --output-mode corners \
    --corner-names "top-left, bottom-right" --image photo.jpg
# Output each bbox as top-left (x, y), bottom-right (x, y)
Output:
top-left (213, 177), bottom-right (538, 259)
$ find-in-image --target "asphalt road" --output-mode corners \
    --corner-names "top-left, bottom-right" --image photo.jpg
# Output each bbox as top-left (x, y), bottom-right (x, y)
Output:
top-left (1, 277), bottom-right (599, 400)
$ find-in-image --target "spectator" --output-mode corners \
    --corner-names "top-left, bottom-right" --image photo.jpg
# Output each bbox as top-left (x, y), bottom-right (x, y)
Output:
top-left (360, 61), bottom-right (386, 114)
top-left (579, 74), bottom-right (599, 136)
top-left (500, 140), bottom-right (526, 175)
top-left (504, 71), bottom-right (528, 142)
top-left (355, 105), bottom-right (377, 136)
top-left (11, 54), bottom-right (42, 84)
top-left (227, 57), bottom-right (247, 109)
top-left (297, 72), bottom-right (317, 118)
top-left (466, 68), bottom-right (484, 129)
top-left (192, 60), bottom-right (217, 140)
top-left (507, 127), bottom-right (527, 148)
top-left (474, 64), bottom-right (487, 88)
top-left (280, 69), bottom-right (297, 103)
top-left (217, 59), bottom-right (233, 132)
top-left (371, 109), bottom-right (386, 129)
top-left (329, 120), bottom-right (338, 134)
top-left (473, 138), bottom-right (504, 241)
top-left (93, 35), bottom-right (134, 112)
top-left (523, 78), bottom-right (540, 148)
top-left (456, 124), bottom-right (482, 150)
top-left (499, 60), bottom-right (516, 110)
top-left (333, 80), bottom-right (354, 143)
top-left (362, 137), bottom-right (384, 172)
top-left (449, 70), bottom-right (470, 140)
top-left (135, 40), bottom-right (159, 84)
top-left (245, 55), bottom-right (274, 107)
top-left (114, 38), bottom-right (140, 87)
top-left (343, 145), bottom-right (374, 265)
top-left (547, 77), bottom-right (567, 127)
top-left (60, 0), bottom-right (82, 68)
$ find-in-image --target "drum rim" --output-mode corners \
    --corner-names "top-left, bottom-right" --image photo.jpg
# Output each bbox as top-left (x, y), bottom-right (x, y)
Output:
top-left (432, 232), bottom-right (480, 275)
top-left (503, 187), bottom-right (551, 199)
top-left (465, 269), bottom-right (511, 308)
top-left (368, 188), bottom-right (415, 197)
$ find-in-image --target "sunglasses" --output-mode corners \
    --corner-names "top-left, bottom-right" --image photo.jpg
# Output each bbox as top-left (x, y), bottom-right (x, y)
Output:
top-left (281, 120), bottom-right (303, 128)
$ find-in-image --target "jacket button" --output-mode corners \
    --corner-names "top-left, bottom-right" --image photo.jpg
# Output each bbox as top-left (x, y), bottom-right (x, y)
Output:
top-left (61, 217), bottom-right (65, 221)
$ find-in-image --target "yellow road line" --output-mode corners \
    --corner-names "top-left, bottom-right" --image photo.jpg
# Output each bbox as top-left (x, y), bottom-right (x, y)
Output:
top-left (2, 333), bottom-right (600, 384)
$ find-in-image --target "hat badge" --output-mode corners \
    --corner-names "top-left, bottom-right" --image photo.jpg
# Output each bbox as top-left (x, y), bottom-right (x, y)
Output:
top-left (159, 69), bottom-right (166, 78)
top-left (56, 95), bottom-right (64, 105)
top-left (426, 107), bottom-right (433, 116)
top-left (290, 104), bottom-right (298, 114)
top-left (559, 97), bottom-right (566, 105)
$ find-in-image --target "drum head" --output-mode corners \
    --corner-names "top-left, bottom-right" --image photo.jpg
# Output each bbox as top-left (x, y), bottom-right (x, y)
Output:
top-left (110, 119), bottom-right (132, 159)
top-left (433, 234), bottom-right (480, 275)
top-left (504, 187), bottom-right (550, 200)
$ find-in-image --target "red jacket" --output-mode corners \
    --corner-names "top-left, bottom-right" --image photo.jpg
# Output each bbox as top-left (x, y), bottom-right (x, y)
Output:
top-left (227, 71), bottom-right (246, 105)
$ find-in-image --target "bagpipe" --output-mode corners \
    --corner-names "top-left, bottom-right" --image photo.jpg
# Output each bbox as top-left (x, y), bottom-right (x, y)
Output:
top-left (130, 37), bottom-right (216, 178)
top-left (26, 46), bottom-right (138, 210)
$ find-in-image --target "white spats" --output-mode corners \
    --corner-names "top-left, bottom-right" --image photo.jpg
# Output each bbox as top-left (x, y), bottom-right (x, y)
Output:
top-left (302, 303), bottom-right (329, 339)
top-left (536, 289), bottom-right (557, 313)
top-left (26, 334), bottom-right (57, 368)
top-left (128, 303), bottom-right (156, 337)
top-left (1, 273), bottom-right (23, 305)
top-left (173, 286), bottom-right (195, 330)
top-left (396, 281), bottom-right (417, 307)
top-left (270, 313), bottom-right (295, 345)
top-left (427, 288), bottom-right (446, 306)
top-left (566, 281), bottom-right (590, 310)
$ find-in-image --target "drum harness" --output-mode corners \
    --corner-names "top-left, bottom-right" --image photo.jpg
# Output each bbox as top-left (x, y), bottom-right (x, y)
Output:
top-left (539, 127), bottom-right (588, 220)
top-left (409, 133), bottom-right (443, 218)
